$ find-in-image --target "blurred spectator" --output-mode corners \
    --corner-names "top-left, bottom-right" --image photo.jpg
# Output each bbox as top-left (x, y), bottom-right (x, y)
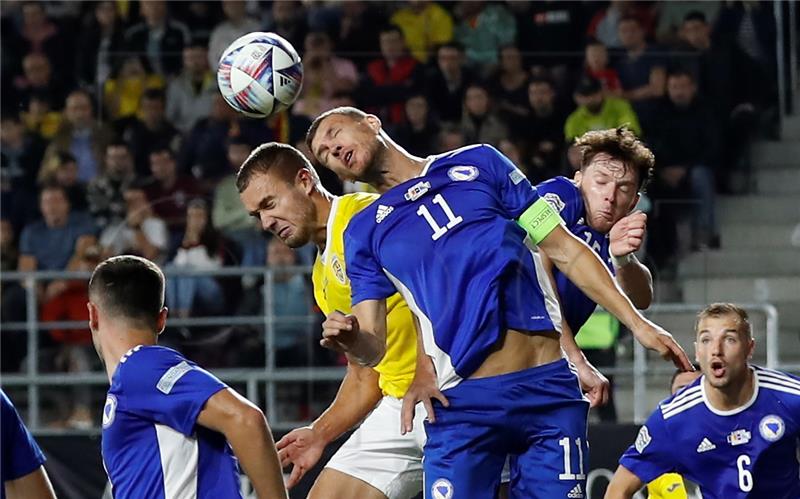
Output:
top-left (44, 90), bottom-right (113, 183)
top-left (167, 43), bottom-right (217, 134)
top-left (11, 1), bottom-right (69, 76)
top-left (75, 0), bottom-right (126, 88)
top-left (363, 24), bottom-right (419, 125)
top-left (292, 31), bottom-right (358, 120)
top-left (0, 112), bottom-right (43, 233)
top-left (207, 0), bottom-right (260, 70)
top-left (172, 1), bottom-right (220, 47)
top-left (517, 78), bottom-right (568, 181)
top-left (103, 56), bottom-right (165, 121)
top-left (390, 1), bottom-right (454, 64)
top-left (460, 84), bottom-right (507, 147)
top-left (584, 39), bottom-right (622, 96)
top-left (212, 138), bottom-right (265, 268)
top-left (565, 76), bottom-right (641, 142)
top-left (12, 52), bottom-right (67, 111)
top-left (123, 0), bottom-right (191, 77)
top-left (615, 15), bottom-right (666, 124)
top-left (453, 1), bottom-right (516, 68)
top-left (37, 152), bottom-right (88, 213)
top-left (648, 70), bottom-right (720, 250)
top-left (587, 0), bottom-right (655, 49)
top-left (21, 91), bottom-right (63, 140)
top-left (391, 93), bottom-right (440, 157)
top-left (510, 1), bottom-right (582, 78)
top-left (438, 125), bottom-right (467, 152)
top-left (0, 219), bottom-right (18, 275)
top-left (262, 0), bottom-right (308, 52)
top-left (424, 42), bottom-right (476, 123)
top-left (100, 182), bottom-right (168, 263)
top-left (498, 138), bottom-right (534, 181)
top-left (656, 1), bottom-right (720, 45)
top-left (116, 88), bottom-right (181, 176)
top-left (332, 1), bottom-right (381, 69)
top-left (181, 94), bottom-right (272, 183)
top-left (144, 147), bottom-right (199, 234)
top-left (488, 44), bottom-right (529, 125)
top-left (87, 141), bottom-right (136, 229)
top-left (165, 199), bottom-right (225, 319)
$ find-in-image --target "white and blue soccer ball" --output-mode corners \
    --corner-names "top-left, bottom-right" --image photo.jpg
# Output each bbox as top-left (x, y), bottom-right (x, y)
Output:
top-left (217, 32), bottom-right (303, 118)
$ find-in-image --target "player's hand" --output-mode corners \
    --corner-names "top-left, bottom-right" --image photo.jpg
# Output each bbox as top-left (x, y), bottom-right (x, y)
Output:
top-left (575, 360), bottom-right (610, 408)
top-left (320, 311), bottom-right (359, 354)
top-left (609, 211), bottom-right (647, 259)
top-left (632, 319), bottom-right (694, 371)
top-left (401, 355), bottom-right (448, 434)
top-left (276, 426), bottom-right (326, 489)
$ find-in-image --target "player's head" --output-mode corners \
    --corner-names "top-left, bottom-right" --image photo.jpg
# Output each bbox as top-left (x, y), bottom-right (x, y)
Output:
top-left (670, 364), bottom-right (702, 394)
top-left (237, 142), bottom-right (322, 248)
top-left (573, 127), bottom-right (654, 233)
top-left (306, 106), bottom-right (388, 185)
top-left (87, 256), bottom-right (167, 357)
top-left (694, 303), bottom-right (755, 390)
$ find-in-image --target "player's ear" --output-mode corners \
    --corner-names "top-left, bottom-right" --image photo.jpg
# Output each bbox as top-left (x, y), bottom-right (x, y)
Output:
top-left (296, 168), bottom-right (314, 195)
top-left (365, 114), bottom-right (382, 132)
top-left (573, 169), bottom-right (583, 184)
top-left (87, 301), bottom-right (99, 333)
top-left (155, 307), bottom-right (168, 336)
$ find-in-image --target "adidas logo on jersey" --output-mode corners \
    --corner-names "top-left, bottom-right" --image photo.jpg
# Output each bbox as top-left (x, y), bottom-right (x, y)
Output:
top-left (375, 205), bottom-right (393, 223)
top-left (696, 438), bottom-right (716, 453)
top-left (567, 484), bottom-right (584, 498)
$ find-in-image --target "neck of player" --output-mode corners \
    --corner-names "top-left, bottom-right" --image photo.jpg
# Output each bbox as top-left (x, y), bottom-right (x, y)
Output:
top-left (311, 188), bottom-right (336, 252)
top-left (705, 367), bottom-right (755, 412)
top-left (100, 326), bottom-right (158, 381)
top-left (375, 135), bottom-right (428, 192)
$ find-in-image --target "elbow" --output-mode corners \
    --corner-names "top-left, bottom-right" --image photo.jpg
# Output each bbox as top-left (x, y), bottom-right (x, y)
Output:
top-left (232, 405), bottom-right (269, 436)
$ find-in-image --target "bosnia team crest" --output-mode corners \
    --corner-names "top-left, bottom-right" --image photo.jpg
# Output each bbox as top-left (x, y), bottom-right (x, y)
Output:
top-left (102, 394), bottom-right (117, 428)
top-left (431, 478), bottom-right (454, 499)
top-left (759, 414), bottom-right (785, 442)
top-left (447, 165), bottom-right (479, 182)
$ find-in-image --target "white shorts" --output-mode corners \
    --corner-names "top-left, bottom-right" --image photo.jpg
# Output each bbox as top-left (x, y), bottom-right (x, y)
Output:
top-left (325, 396), bottom-right (427, 499)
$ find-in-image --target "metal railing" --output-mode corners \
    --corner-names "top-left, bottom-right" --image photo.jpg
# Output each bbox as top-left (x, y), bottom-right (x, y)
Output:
top-left (0, 268), bottom-right (783, 429)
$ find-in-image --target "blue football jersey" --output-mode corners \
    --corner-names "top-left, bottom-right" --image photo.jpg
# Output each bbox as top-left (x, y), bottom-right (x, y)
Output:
top-left (344, 144), bottom-right (563, 390)
top-left (102, 345), bottom-right (242, 499)
top-left (1, 389), bottom-right (46, 498)
top-left (535, 176), bottom-right (615, 332)
top-left (620, 366), bottom-right (800, 499)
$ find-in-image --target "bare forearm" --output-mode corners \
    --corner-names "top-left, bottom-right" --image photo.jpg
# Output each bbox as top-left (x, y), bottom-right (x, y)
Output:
top-left (5, 467), bottom-right (57, 499)
top-left (604, 466), bottom-right (643, 499)
top-left (312, 363), bottom-right (382, 444)
top-left (614, 258), bottom-right (653, 309)
top-left (559, 324), bottom-right (588, 367)
top-left (346, 330), bottom-right (387, 367)
top-left (227, 414), bottom-right (287, 499)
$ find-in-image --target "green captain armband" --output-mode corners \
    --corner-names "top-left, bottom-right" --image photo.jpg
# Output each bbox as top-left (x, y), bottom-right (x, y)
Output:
top-left (517, 198), bottom-right (563, 244)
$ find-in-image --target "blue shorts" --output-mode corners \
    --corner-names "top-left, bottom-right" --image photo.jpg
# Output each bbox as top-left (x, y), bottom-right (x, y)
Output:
top-left (423, 359), bottom-right (589, 499)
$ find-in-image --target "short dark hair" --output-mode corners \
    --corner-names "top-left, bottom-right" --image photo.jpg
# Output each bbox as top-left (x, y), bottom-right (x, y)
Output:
top-left (667, 68), bottom-right (696, 82)
top-left (142, 88), bottom-right (166, 103)
top-left (236, 142), bottom-right (319, 192)
top-left (40, 182), bottom-right (68, 199)
top-left (695, 303), bottom-right (752, 339)
top-left (529, 76), bottom-right (554, 89)
top-left (89, 255), bottom-right (165, 330)
top-left (55, 151), bottom-right (77, 166)
top-left (107, 140), bottom-right (131, 152)
top-left (437, 41), bottom-right (464, 54)
top-left (618, 15), bottom-right (642, 27)
top-left (305, 106), bottom-right (368, 154)
top-left (149, 146), bottom-right (175, 161)
top-left (574, 126), bottom-right (654, 191)
top-left (683, 10), bottom-right (707, 24)
top-left (585, 37), bottom-right (605, 48)
top-left (380, 24), bottom-right (403, 37)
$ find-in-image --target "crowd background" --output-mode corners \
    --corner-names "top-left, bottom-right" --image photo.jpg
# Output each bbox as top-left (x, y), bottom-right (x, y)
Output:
top-left (0, 0), bottom-right (781, 427)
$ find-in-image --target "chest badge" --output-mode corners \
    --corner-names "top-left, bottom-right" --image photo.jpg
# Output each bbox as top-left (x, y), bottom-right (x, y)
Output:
top-left (447, 165), bottom-right (479, 182)
top-left (759, 414), bottom-right (785, 442)
top-left (330, 254), bottom-right (347, 284)
top-left (405, 181), bottom-right (431, 201)
top-left (102, 394), bottom-right (117, 428)
top-left (727, 429), bottom-right (751, 446)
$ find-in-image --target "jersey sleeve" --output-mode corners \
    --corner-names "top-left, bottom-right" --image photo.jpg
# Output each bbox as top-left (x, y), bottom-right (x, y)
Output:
top-left (1, 390), bottom-right (46, 481)
top-left (534, 177), bottom-right (584, 227)
top-left (120, 349), bottom-right (226, 436)
top-left (344, 219), bottom-right (397, 305)
top-left (618, 408), bottom-right (677, 484)
top-left (473, 144), bottom-right (543, 219)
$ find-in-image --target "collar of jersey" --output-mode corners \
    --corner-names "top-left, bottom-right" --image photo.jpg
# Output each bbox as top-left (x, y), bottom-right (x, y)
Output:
top-left (701, 366), bottom-right (759, 416)
top-left (417, 155), bottom-right (436, 178)
top-left (320, 196), bottom-right (341, 265)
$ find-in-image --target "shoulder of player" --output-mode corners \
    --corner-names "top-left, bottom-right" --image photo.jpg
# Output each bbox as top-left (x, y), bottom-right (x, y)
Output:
top-left (427, 143), bottom-right (500, 173)
top-left (754, 365), bottom-right (800, 399)
top-left (116, 345), bottom-right (188, 381)
top-left (658, 382), bottom-right (704, 420)
top-left (337, 192), bottom-right (379, 220)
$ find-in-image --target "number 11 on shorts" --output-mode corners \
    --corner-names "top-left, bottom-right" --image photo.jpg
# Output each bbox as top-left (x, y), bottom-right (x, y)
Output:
top-left (558, 437), bottom-right (586, 480)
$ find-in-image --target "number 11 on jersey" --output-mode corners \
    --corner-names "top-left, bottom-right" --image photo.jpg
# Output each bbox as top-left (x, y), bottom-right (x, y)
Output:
top-left (417, 194), bottom-right (463, 241)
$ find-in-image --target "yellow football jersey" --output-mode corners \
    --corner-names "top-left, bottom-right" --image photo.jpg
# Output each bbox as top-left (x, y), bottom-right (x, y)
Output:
top-left (312, 193), bottom-right (417, 398)
top-left (647, 473), bottom-right (688, 499)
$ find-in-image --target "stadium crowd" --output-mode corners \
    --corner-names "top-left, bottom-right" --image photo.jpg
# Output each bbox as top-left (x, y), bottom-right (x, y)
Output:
top-left (0, 0), bottom-right (778, 427)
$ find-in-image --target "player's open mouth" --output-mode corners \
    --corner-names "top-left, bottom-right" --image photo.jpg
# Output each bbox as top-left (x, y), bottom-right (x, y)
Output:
top-left (278, 226), bottom-right (291, 239)
top-left (710, 360), bottom-right (726, 377)
top-left (344, 150), bottom-right (353, 168)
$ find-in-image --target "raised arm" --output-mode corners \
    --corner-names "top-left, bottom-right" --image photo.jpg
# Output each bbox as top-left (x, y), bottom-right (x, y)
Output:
top-left (197, 388), bottom-right (287, 499)
top-left (608, 211), bottom-right (653, 309)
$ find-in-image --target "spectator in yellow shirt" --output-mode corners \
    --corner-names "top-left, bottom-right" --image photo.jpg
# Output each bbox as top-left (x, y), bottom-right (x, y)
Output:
top-left (391, 1), bottom-right (454, 64)
top-left (564, 76), bottom-right (641, 141)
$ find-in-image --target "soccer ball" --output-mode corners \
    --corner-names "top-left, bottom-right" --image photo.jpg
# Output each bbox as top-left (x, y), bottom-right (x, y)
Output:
top-left (217, 32), bottom-right (303, 118)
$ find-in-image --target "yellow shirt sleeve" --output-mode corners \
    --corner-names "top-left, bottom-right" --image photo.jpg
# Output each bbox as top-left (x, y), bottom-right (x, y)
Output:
top-left (647, 473), bottom-right (688, 499)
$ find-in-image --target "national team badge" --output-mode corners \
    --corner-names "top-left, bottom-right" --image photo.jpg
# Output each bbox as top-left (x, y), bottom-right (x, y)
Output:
top-left (102, 394), bottom-right (117, 428)
top-left (634, 425), bottom-right (651, 453)
top-left (431, 478), bottom-right (453, 499)
top-left (727, 429), bottom-right (752, 446)
top-left (447, 165), bottom-right (479, 182)
top-left (405, 181), bottom-right (431, 201)
top-left (759, 415), bottom-right (785, 442)
top-left (331, 255), bottom-right (346, 284)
